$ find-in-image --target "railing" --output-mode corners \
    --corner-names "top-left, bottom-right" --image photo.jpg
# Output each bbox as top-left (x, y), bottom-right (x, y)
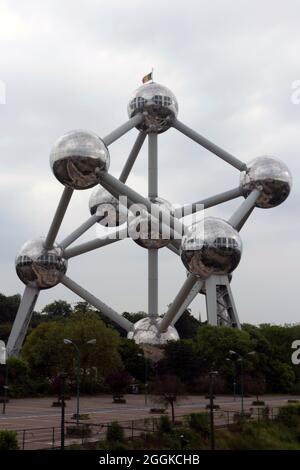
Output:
top-left (10, 406), bottom-right (280, 450)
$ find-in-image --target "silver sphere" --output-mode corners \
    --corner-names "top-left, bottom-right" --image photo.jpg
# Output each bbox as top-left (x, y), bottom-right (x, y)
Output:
top-left (89, 186), bottom-right (127, 226)
top-left (127, 317), bottom-right (179, 345)
top-left (180, 217), bottom-right (242, 279)
top-left (240, 156), bottom-right (292, 208)
top-left (50, 130), bottom-right (110, 190)
top-left (128, 197), bottom-right (174, 249)
top-left (15, 238), bottom-right (67, 290)
top-left (127, 82), bottom-right (178, 134)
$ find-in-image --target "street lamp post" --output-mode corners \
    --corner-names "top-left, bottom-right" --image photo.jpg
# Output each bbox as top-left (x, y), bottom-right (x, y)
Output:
top-left (229, 350), bottom-right (256, 415)
top-left (64, 338), bottom-right (96, 425)
top-left (209, 370), bottom-right (218, 450)
top-left (0, 340), bottom-right (8, 415)
top-left (226, 357), bottom-right (237, 402)
top-left (138, 353), bottom-right (148, 406)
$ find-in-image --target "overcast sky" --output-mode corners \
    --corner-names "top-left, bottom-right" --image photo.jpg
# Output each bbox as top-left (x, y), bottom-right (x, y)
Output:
top-left (0, 0), bottom-right (299, 325)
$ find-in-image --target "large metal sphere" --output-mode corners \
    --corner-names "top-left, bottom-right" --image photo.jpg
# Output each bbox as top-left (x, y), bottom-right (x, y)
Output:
top-left (127, 82), bottom-right (178, 134)
top-left (50, 130), bottom-right (110, 190)
top-left (128, 197), bottom-right (174, 249)
top-left (127, 317), bottom-right (179, 345)
top-left (15, 238), bottom-right (67, 289)
top-left (240, 156), bottom-right (292, 208)
top-left (89, 186), bottom-right (127, 226)
top-left (180, 217), bottom-right (242, 279)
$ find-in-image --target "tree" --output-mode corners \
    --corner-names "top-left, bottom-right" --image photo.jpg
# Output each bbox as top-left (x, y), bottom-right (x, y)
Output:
top-left (42, 300), bottom-right (72, 319)
top-left (118, 338), bottom-right (146, 382)
top-left (106, 370), bottom-right (132, 398)
top-left (0, 293), bottom-right (21, 323)
top-left (159, 340), bottom-right (201, 384)
top-left (151, 374), bottom-right (186, 423)
top-left (174, 309), bottom-right (201, 340)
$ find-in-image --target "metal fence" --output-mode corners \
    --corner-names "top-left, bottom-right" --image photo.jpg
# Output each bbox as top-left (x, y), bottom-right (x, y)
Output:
top-left (11, 406), bottom-right (280, 450)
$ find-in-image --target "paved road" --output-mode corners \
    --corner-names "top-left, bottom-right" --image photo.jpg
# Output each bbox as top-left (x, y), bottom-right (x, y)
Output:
top-left (0, 394), bottom-right (298, 430)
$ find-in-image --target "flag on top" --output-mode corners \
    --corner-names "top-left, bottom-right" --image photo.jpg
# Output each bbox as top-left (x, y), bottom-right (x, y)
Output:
top-left (142, 71), bottom-right (153, 84)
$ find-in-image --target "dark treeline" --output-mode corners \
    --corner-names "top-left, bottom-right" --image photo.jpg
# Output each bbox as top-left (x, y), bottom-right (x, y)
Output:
top-left (0, 293), bottom-right (299, 398)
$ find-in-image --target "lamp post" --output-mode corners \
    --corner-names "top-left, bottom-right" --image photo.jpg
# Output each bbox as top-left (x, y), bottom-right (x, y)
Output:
top-left (63, 338), bottom-right (96, 425)
top-left (226, 357), bottom-right (237, 401)
top-left (0, 341), bottom-right (8, 414)
top-left (229, 350), bottom-right (256, 415)
top-left (138, 353), bottom-right (148, 406)
top-left (209, 370), bottom-right (218, 450)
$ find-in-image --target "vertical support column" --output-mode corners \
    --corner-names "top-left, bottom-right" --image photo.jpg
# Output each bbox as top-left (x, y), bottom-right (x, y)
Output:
top-left (148, 133), bottom-right (158, 318)
top-left (205, 276), bottom-right (218, 326)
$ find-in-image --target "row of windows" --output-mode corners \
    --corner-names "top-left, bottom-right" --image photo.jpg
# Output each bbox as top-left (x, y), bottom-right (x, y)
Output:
top-left (17, 255), bottom-right (64, 266)
top-left (130, 95), bottom-right (172, 110)
top-left (213, 237), bottom-right (239, 250)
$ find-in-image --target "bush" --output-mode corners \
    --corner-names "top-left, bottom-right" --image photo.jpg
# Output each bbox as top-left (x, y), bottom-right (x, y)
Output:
top-left (0, 430), bottom-right (19, 450)
top-left (277, 404), bottom-right (300, 426)
top-left (106, 422), bottom-right (125, 443)
top-left (188, 412), bottom-right (210, 436)
top-left (158, 415), bottom-right (172, 434)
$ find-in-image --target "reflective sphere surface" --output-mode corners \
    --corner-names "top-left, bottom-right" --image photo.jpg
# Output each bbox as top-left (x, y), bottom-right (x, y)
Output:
top-left (128, 197), bottom-right (174, 249)
top-left (16, 239), bottom-right (67, 289)
top-left (50, 130), bottom-right (110, 190)
top-left (240, 156), bottom-right (292, 208)
top-left (127, 83), bottom-right (178, 133)
top-left (127, 317), bottom-right (179, 345)
top-left (89, 186), bottom-right (127, 226)
top-left (181, 217), bottom-right (242, 279)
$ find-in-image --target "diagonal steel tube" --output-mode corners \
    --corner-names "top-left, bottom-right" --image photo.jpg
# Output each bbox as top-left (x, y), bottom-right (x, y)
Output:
top-left (44, 187), bottom-right (73, 250)
top-left (174, 187), bottom-right (243, 218)
top-left (158, 274), bottom-right (198, 332)
top-left (61, 275), bottom-right (133, 332)
top-left (7, 286), bottom-right (40, 357)
top-left (119, 132), bottom-right (146, 183)
top-left (63, 226), bottom-right (128, 259)
top-left (228, 188), bottom-right (261, 230)
top-left (173, 118), bottom-right (247, 171)
top-left (102, 114), bottom-right (144, 146)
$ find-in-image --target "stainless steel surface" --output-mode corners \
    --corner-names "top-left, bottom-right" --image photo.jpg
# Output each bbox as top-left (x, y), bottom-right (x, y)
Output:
top-left (127, 317), bottom-right (179, 345)
top-left (61, 275), bottom-right (133, 332)
top-left (102, 114), bottom-right (144, 146)
top-left (240, 156), bottom-right (292, 208)
top-left (173, 118), bottom-right (247, 171)
top-left (228, 188), bottom-right (261, 229)
top-left (16, 238), bottom-right (67, 289)
top-left (6, 286), bottom-right (40, 357)
top-left (50, 130), bottom-right (110, 189)
top-left (127, 82), bottom-right (178, 133)
top-left (180, 217), bottom-right (242, 279)
top-left (44, 186), bottom-right (73, 250)
top-left (128, 197), bottom-right (174, 249)
top-left (89, 186), bottom-right (127, 226)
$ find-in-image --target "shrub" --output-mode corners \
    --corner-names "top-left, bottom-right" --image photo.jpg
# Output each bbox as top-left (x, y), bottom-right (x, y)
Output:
top-left (188, 412), bottom-right (210, 436)
top-left (0, 430), bottom-right (19, 450)
top-left (106, 421), bottom-right (125, 443)
top-left (158, 415), bottom-right (172, 434)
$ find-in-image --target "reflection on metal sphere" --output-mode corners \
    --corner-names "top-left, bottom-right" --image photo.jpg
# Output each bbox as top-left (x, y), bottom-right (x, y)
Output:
top-left (180, 217), bottom-right (242, 279)
top-left (89, 186), bottom-right (127, 226)
top-left (127, 317), bottom-right (179, 345)
top-left (16, 238), bottom-right (67, 289)
top-left (127, 83), bottom-right (178, 134)
top-left (128, 197), bottom-right (174, 249)
top-left (50, 130), bottom-right (110, 190)
top-left (240, 156), bottom-right (292, 208)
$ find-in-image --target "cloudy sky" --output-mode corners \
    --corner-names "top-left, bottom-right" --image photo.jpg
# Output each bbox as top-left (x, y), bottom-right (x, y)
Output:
top-left (0, 0), bottom-right (299, 325)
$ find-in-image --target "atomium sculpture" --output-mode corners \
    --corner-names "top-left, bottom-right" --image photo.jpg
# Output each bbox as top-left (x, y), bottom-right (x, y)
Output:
top-left (7, 82), bottom-right (292, 357)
